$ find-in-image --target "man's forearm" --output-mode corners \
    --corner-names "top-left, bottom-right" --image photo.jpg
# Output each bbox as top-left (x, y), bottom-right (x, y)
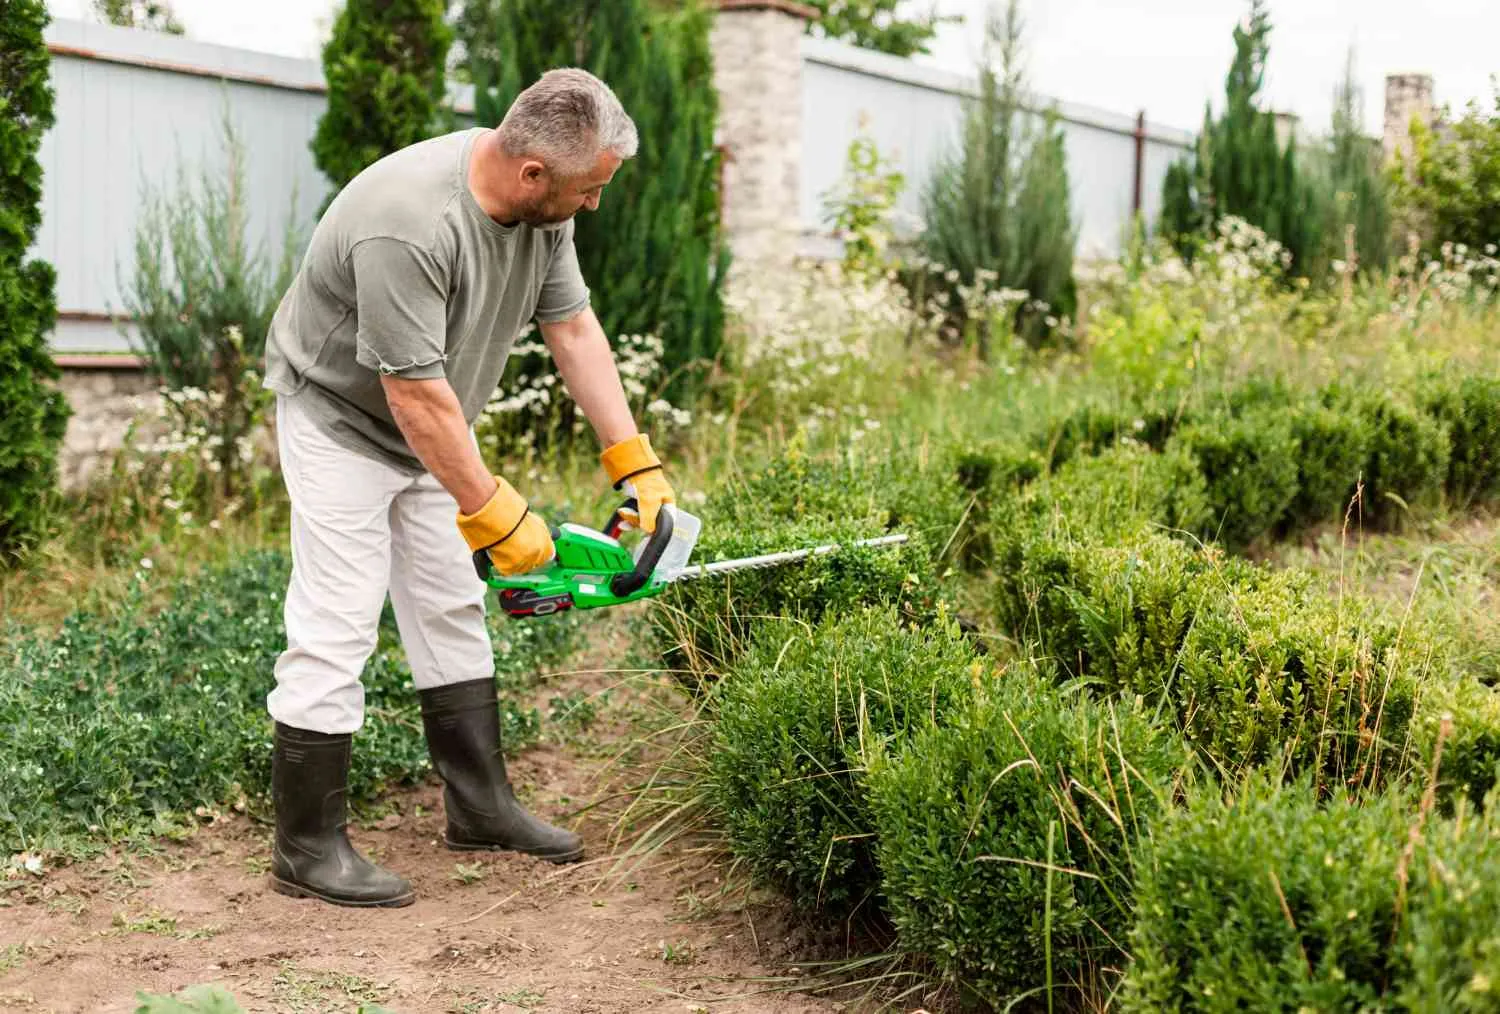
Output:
top-left (541, 309), bottom-right (638, 448)
top-left (382, 376), bottom-right (497, 514)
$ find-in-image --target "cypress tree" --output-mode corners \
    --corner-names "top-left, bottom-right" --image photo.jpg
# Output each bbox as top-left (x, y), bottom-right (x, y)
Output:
top-left (917, 0), bottom-right (1078, 350)
top-left (1324, 50), bottom-right (1391, 273)
top-left (0, 0), bottom-right (70, 559)
top-left (1157, 0), bottom-right (1323, 275)
top-left (311, 0), bottom-right (454, 208)
top-left (466, 0), bottom-right (727, 395)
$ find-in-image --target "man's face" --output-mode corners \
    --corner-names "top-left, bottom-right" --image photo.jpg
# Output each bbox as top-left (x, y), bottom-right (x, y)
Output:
top-left (515, 150), bottom-right (621, 226)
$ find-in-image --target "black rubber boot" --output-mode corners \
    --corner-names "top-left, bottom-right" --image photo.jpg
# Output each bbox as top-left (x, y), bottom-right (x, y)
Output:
top-left (269, 722), bottom-right (415, 907)
top-left (418, 678), bottom-right (584, 863)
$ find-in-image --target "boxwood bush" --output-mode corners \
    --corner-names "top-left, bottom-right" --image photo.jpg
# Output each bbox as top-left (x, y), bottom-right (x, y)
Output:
top-left (1396, 797), bottom-right (1500, 1010)
top-left (1165, 404), bottom-right (1301, 552)
top-left (652, 446), bottom-right (956, 679)
top-left (1328, 385), bottom-right (1451, 528)
top-left (997, 527), bottom-right (1432, 788)
top-left (1417, 371), bottom-right (1500, 510)
top-left (989, 441), bottom-right (1214, 644)
top-left (1282, 400), bottom-right (1374, 531)
top-left (868, 668), bottom-right (1188, 1006)
top-left (1121, 773), bottom-right (1412, 1011)
top-left (708, 606), bottom-right (977, 913)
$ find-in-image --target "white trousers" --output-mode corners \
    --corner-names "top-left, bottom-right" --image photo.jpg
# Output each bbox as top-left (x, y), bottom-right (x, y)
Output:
top-left (267, 393), bottom-right (494, 734)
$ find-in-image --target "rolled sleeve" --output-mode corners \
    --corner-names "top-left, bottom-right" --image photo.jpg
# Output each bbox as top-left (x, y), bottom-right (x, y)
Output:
top-left (350, 237), bottom-right (450, 379)
top-left (534, 227), bottom-right (591, 324)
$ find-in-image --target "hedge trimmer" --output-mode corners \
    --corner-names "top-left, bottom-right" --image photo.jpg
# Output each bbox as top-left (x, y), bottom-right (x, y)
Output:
top-left (472, 500), bottom-right (908, 619)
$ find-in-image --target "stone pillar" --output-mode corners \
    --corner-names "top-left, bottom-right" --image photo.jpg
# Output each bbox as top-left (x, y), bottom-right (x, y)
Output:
top-left (710, 0), bottom-right (818, 277)
top-left (1384, 72), bottom-right (1434, 167)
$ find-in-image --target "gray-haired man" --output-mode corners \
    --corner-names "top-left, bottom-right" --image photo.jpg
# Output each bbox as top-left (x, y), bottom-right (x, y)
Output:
top-left (260, 68), bottom-right (676, 907)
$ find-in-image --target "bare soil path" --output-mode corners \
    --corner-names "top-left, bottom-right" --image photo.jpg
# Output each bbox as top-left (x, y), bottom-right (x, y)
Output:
top-left (0, 622), bottom-right (848, 1014)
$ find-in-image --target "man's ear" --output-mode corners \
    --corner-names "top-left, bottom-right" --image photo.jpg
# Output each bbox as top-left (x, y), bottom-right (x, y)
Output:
top-left (520, 160), bottom-right (547, 186)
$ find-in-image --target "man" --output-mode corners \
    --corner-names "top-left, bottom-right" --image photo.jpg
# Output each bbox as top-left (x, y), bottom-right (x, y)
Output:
top-left (259, 67), bottom-right (674, 908)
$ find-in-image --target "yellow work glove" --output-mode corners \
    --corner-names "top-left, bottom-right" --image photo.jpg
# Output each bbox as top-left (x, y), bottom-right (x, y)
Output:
top-left (600, 433), bottom-right (676, 534)
top-left (455, 476), bottom-right (555, 576)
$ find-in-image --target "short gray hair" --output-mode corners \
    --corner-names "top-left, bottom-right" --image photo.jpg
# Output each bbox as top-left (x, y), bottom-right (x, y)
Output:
top-left (497, 68), bottom-right (638, 177)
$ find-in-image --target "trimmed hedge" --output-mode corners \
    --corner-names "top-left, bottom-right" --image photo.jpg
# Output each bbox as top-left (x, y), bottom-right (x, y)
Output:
top-left (651, 445), bottom-right (962, 677)
top-left (709, 606), bottom-right (977, 912)
top-left (996, 526), bottom-right (1435, 788)
top-left (1122, 775), bottom-right (1411, 1011)
top-left (1326, 383), bottom-right (1451, 528)
top-left (1417, 371), bottom-right (1500, 510)
top-left (869, 673), bottom-right (1188, 1006)
top-left (1165, 404), bottom-right (1301, 552)
top-left (1031, 369), bottom-right (1500, 551)
top-left (1124, 773), bottom-right (1500, 1010)
top-left (1282, 400), bottom-right (1372, 531)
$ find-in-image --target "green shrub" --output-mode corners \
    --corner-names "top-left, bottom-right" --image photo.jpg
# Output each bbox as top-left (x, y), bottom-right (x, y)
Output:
top-left (868, 669), bottom-right (1188, 1005)
top-left (944, 437), bottom-right (1045, 567)
top-left (653, 447), bottom-right (957, 676)
top-left (1330, 386), bottom-right (1451, 527)
top-left (311, 0), bottom-right (452, 204)
top-left (994, 441), bottom-right (1211, 552)
top-left (1042, 392), bottom-right (1184, 467)
top-left (0, 550), bottom-right (578, 853)
top-left (1397, 799), bottom-right (1500, 1011)
top-left (1166, 405), bottom-right (1300, 552)
top-left (1121, 773), bottom-right (1411, 1011)
top-left (1282, 400), bottom-right (1372, 530)
top-left (709, 607), bottom-right (977, 912)
top-left (1418, 372), bottom-right (1500, 509)
top-left (995, 531), bottom-right (1237, 695)
top-left (997, 528), bottom-right (1429, 786)
top-left (1176, 566), bottom-right (1424, 783)
top-left (950, 437), bottom-right (1046, 499)
top-left (0, 0), bottom-right (70, 561)
top-left (1410, 676), bottom-right (1500, 807)
top-left (918, 2), bottom-right (1076, 349)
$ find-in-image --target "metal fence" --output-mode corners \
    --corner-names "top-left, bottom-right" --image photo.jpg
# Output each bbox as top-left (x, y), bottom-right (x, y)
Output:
top-left (34, 17), bottom-right (1193, 356)
top-left (798, 36), bottom-right (1194, 260)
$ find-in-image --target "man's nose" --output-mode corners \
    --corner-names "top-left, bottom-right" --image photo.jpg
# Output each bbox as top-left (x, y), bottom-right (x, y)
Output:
top-left (584, 193), bottom-right (601, 211)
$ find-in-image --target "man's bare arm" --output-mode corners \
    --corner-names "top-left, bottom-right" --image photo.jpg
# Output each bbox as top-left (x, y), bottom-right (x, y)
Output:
top-left (538, 307), bottom-right (638, 448)
top-left (380, 375), bottom-right (496, 514)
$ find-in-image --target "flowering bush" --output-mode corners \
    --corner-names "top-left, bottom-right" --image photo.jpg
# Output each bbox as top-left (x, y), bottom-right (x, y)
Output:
top-left (474, 328), bottom-right (692, 463)
top-left (72, 331), bottom-right (279, 555)
top-left (711, 254), bottom-right (1036, 441)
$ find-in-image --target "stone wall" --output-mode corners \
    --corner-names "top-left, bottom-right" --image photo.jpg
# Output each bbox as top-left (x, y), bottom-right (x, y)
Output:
top-left (53, 363), bottom-right (161, 493)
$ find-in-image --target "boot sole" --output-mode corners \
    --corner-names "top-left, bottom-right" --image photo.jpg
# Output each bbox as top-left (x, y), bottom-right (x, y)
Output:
top-left (445, 837), bottom-right (584, 864)
top-left (271, 875), bottom-right (416, 908)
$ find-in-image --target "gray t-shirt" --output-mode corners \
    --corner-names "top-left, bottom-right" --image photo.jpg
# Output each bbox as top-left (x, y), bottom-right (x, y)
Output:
top-left (263, 127), bottom-right (590, 474)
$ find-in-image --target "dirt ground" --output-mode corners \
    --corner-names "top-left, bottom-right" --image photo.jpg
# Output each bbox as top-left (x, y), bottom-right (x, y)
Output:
top-left (0, 627), bottom-right (867, 1014)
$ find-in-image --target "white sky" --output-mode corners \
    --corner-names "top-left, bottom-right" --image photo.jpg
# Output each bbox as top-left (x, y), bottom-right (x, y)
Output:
top-left (45, 0), bottom-right (1500, 138)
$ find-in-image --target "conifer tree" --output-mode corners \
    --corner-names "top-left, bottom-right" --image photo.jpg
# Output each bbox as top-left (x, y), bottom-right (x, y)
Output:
top-left (0, 0), bottom-right (71, 559)
top-left (1157, 1), bottom-right (1323, 275)
top-left (311, 0), bottom-right (453, 206)
top-left (918, 0), bottom-right (1078, 350)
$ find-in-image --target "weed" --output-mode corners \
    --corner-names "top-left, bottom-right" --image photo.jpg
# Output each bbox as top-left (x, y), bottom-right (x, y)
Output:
top-left (450, 862), bottom-right (487, 885)
top-left (271, 963), bottom-right (391, 1013)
